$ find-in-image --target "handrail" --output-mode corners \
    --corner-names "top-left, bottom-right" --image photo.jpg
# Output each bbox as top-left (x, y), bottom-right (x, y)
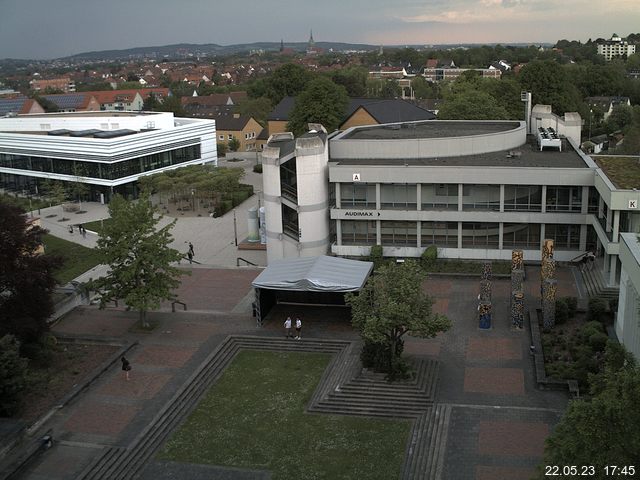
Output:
top-left (237, 257), bottom-right (258, 267)
top-left (569, 252), bottom-right (589, 262)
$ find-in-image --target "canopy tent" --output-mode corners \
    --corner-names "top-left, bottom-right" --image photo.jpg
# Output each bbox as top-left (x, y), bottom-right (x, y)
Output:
top-left (252, 255), bottom-right (373, 292)
top-left (252, 256), bottom-right (373, 325)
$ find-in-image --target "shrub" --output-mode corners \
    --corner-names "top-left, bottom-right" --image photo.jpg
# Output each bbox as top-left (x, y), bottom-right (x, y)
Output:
top-left (369, 245), bottom-right (384, 270)
top-left (588, 332), bottom-right (609, 352)
top-left (588, 297), bottom-right (608, 322)
top-left (555, 298), bottom-right (569, 324)
top-left (420, 245), bottom-right (438, 269)
top-left (253, 164), bottom-right (263, 173)
top-left (564, 296), bottom-right (578, 317)
top-left (0, 335), bottom-right (29, 417)
top-left (217, 142), bottom-right (228, 156)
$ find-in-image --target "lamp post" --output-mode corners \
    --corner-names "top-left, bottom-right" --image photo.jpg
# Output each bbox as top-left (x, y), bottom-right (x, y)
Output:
top-left (589, 109), bottom-right (592, 141)
top-left (233, 209), bottom-right (238, 246)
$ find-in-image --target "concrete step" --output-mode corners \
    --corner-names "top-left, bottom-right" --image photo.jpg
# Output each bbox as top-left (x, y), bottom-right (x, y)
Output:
top-left (310, 403), bottom-right (421, 418)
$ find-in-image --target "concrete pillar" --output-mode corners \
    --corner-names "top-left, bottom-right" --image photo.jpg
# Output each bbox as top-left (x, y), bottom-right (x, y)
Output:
top-left (541, 185), bottom-right (547, 213)
top-left (606, 207), bottom-right (612, 232)
top-left (581, 186), bottom-right (589, 214)
top-left (598, 196), bottom-right (604, 219)
top-left (416, 184), bottom-right (422, 211)
top-left (499, 184), bottom-right (505, 213)
top-left (336, 219), bottom-right (342, 246)
top-left (539, 224), bottom-right (546, 250)
top-left (458, 184), bottom-right (463, 211)
top-left (609, 255), bottom-right (618, 286)
top-left (335, 182), bottom-right (341, 208)
top-left (579, 224), bottom-right (587, 252)
top-left (375, 183), bottom-right (381, 210)
top-left (417, 221), bottom-right (421, 248)
top-left (499, 222), bottom-right (504, 250)
top-left (458, 221), bottom-right (463, 249)
top-left (376, 219), bottom-right (381, 245)
top-left (613, 210), bottom-right (620, 240)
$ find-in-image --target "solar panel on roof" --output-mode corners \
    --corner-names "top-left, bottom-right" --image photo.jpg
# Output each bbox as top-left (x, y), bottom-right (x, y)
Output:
top-left (43, 94), bottom-right (85, 109)
top-left (0, 98), bottom-right (26, 115)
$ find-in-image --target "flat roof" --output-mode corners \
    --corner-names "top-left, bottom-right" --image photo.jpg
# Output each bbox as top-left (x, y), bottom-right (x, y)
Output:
top-left (331, 136), bottom-right (588, 169)
top-left (15, 111), bottom-right (160, 118)
top-left (341, 120), bottom-right (521, 140)
top-left (594, 156), bottom-right (640, 189)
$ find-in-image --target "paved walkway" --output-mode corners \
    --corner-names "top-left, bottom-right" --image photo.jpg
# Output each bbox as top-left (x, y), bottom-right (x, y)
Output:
top-left (16, 263), bottom-right (580, 480)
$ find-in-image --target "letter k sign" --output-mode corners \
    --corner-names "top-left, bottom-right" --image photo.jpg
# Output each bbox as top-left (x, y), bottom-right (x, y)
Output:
top-left (629, 199), bottom-right (638, 209)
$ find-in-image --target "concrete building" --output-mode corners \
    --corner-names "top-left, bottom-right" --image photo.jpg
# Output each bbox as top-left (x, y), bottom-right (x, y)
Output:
top-left (0, 111), bottom-right (216, 201)
top-left (30, 76), bottom-right (76, 93)
top-left (597, 34), bottom-right (636, 61)
top-left (615, 232), bottom-right (640, 360)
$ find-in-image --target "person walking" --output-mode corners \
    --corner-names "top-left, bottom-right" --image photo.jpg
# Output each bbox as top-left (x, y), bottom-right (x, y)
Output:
top-left (68, 225), bottom-right (73, 235)
top-left (295, 317), bottom-right (302, 340)
top-left (80, 224), bottom-right (86, 238)
top-left (284, 316), bottom-right (292, 339)
top-left (188, 242), bottom-right (195, 257)
top-left (187, 250), bottom-right (193, 264)
top-left (121, 356), bottom-right (132, 380)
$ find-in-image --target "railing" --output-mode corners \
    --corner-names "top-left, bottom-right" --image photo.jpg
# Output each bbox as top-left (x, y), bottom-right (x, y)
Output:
top-left (237, 257), bottom-right (259, 267)
top-left (281, 183), bottom-right (297, 202)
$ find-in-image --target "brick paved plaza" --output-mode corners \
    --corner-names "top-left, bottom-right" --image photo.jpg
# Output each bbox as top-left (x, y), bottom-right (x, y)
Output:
top-left (18, 265), bottom-right (577, 479)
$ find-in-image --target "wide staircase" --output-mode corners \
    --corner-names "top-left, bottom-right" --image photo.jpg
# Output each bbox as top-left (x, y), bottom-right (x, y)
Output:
top-left (75, 335), bottom-right (449, 480)
top-left (580, 264), bottom-right (619, 302)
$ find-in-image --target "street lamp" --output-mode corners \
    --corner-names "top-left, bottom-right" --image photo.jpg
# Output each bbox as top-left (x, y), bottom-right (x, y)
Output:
top-left (233, 209), bottom-right (238, 246)
top-left (589, 109), bottom-right (592, 141)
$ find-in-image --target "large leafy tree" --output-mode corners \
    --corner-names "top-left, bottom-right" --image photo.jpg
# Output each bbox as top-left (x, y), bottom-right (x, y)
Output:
top-left (0, 335), bottom-right (29, 416)
top-left (438, 90), bottom-right (510, 120)
top-left (248, 63), bottom-right (312, 105)
top-left (346, 261), bottom-right (451, 376)
top-left (0, 201), bottom-right (61, 346)
top-left (535, 343), bottom-right (640, 477)
top-left (287, 77), bottom-right (349, 135)
top-left (518, 60), bottom-right (584, 115)
top-left (91, 194), bottom-right (185, 327)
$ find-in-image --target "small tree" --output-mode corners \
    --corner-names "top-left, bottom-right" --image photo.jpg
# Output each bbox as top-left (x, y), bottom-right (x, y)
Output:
top-left (0, 335), bottom-right (29, 417)
top-left (217, 142), bottom-right (228, 157)
top-left (287, 77), bottom-right (349, 135)
top-left (346, 260), bottom-right (451, 378)
top-left (228, 137), bottom-right (241, 152)
top-left (91, 194), bottom-right (185, 328)
top-left (42, 179), bottom-right (68, 206)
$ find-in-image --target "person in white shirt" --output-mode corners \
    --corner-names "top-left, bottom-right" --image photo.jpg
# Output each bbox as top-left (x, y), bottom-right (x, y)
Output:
top-left (295, 317), bottom-right (302, 339)
top-left (284, 317), bottom-right (292, 338)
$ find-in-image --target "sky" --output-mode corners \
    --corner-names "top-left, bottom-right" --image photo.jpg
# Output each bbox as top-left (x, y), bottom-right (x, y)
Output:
top-left (1, 0), bottom-right (639, 60)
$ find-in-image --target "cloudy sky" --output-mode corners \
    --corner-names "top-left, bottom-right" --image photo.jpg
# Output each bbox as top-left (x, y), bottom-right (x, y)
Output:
top-left (1, 0), bottom-right (639, 59)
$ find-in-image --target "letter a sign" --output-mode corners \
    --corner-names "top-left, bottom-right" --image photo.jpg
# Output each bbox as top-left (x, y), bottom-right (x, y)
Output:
top-left (352, 173), bottom-right (361, 182)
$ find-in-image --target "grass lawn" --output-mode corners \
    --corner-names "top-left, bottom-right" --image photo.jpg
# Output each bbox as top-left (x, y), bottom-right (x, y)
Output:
top-left (82, 218), bottom-right (112, 235)
top-left (160, 350), bottom-right (411, 480)
top-left (594, 156), bottom-right (640, 189)
top-left (42, 234), bottom-right (102, 284)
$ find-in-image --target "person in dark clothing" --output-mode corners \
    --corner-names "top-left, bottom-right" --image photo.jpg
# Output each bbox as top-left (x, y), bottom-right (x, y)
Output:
top-left (121, 356), bottom-right (132, 380)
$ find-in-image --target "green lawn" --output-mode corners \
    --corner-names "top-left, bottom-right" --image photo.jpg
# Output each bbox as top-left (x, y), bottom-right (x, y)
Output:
top-left (595, 156), bottom-right (640, 189)
top-left (42, 234), bottom-right (102, 284)
top-left (82, 218), bottom-right (112, 235)
top-left (160, 350), bottom-right (410, 480)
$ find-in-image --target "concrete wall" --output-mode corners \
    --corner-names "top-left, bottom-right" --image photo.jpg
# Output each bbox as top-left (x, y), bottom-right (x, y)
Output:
top-left (616, 232), bottom-right (640, 360)
top-left (0, 111), bottom-right (176, 131)
top-left (530, 105), bottom-right (582, 146)
top-left (261, 143), bottom-right (286, 264)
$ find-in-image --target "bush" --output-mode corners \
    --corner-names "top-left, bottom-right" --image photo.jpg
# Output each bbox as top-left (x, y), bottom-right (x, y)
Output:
top-left (369, 245), bottom-right (384, 270)
top-left (580, 321), bottom-right (605, 341)
top-left (588, 332), bottom-right (609, 351)
top-left (253, 164), bottom-right (263, 173)
top-left (360, 339), bottom-right (411, 380)
top-left (217, 142), bottom-right (228, 157)
top-left (564, 297), bottom-right (578, 317)
top-left (0, 335), bottom-right (29, 417)
top-left (588, 297), bottom-right (608, 322)
top-left (555, 298), bottom-right (569, 324)
top-left (420, 245), bottom-right (438, 269)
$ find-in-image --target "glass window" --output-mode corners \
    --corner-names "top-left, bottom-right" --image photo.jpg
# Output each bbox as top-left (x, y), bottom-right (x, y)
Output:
top-left (341, 183), bottom-right (376, 209)
top-left (380, 184), bottom-right (417, 210)
top-left (422, 184), bottom-right (458, 210)
top-left (380, 221), bottom-right (417, 246)
top-left (587, 186), bottom-right (599, 214)
top-left (503, 223), bottom-right (541, 248)
top-left (282, 204), bottom-right (299, 240)
top-left (546, 186), bottom-right (582, 212)
top-left (462, 185), bottom-right (500, 211)
top-left (341, 220), bottom-right (377, 245)
top-left (504, 185), bottom-right (542, 212)
top-left (461, 222), bottom-right (500, 248)
top-left (421, 221), bottom-right (458, 247)
top-left (545, 224), bottom-right (580, 249)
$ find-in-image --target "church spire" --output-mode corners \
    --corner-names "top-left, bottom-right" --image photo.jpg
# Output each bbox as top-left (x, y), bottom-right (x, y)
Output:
top-left (308, 29), bottom-right (315, 46)
top-left (280, 39), bottom-right (284, 52)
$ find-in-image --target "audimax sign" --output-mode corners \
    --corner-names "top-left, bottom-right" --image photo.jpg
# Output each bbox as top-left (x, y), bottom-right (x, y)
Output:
top-left (343, 211), bottom-right (381, 217)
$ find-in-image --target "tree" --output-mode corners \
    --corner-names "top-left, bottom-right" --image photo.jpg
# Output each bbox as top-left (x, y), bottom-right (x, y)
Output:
top-left (535, 343), bottom-right (640, 477)
top-left (249, 63), bottom-right (313, 105)
top-left (158, 95), bottom-right (185, 116)
top-left (438, 91), bottom-right (510, 120)
top-left (287, 77), bottom-right (349, 135)
top-left (331, 67), bottom-right (368, 97)
top-left (228, 137), bottom-right (240, 152)
top-left (0, 202), bottom-right (60, 347)
top-left (42, 179), bottom-right (68, 206)
top-left (0, 335), bottom-right (29, 416)
top-left (518, 60), bottom-right (584, 114)
top-left (217, 142), bottom-right (228, 157)
top-left (235, 97), bottom-right (273, 127)
top-left (345, 261), bottom-right (451, 378)
top-left (91, 194), bottom-right (185, 328)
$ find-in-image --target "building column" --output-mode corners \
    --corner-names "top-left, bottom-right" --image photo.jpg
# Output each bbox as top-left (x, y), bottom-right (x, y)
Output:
top-left (613, 210), bottom-right (620, 240)
top-left (609, 254), bottom-right (618, 286)
top-left (579, 224), bottom-right (587, 252)
top-left (499, 185), bottom-right (505, 213)
top-left (606, 207), bottom-right (612, 233)
top-left (375, 183), bottom-right (381, 210)
top-left (499, 222), bottom-right (504, 250)
top-left (458, 184), bottom-right (463, 211)
top-left (376, 220), bottom-right (381, 245)
top-left (598, 196), bottom-right (604, 219)
top-left (335, 183), bottom-right (341, 209)
top-left (540, 224), bottom-right (546, 250)
top-left (336, 219), bottom-right (342, 246)
top-left (416, 221), bottom-right (421, 248)
top-left (581, 186), bottom-right (589, 214)
top-left (416, 184), bottom-right (422, 211)
top-left (457, 222), bottom-right (463, 249)
top-left (541, 185), bottom-right (547, 213)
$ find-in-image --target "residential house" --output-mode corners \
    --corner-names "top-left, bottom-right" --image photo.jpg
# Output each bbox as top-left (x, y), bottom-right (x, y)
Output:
top-left (597, 34), bottom-right (636, 61)
top-left (0, 97), bottom-right (45, 116)
top-left (586, 96), bottom-right (632, 121)
top-left (41, 93), bottom-right (100, 112)
top-left (215, 113), bottom-right (263, 152)
top-left (30, 76), bottom-right (76, 93)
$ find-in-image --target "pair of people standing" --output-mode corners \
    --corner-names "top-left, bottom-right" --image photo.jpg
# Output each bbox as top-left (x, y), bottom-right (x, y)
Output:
top-left (284, 316), bottom-right (302, 339)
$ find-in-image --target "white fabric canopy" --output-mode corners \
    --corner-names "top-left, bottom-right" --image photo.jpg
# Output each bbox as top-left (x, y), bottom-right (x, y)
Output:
top-left (252, 256), bottom-right (373, 292)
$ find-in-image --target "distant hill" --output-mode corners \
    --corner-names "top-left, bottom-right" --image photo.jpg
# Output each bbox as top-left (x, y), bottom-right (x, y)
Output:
top-left (60, 42), bottom-right (380, 61)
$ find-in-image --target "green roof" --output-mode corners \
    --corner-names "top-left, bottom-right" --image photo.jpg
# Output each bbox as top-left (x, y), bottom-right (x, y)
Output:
top-left (595, 156), bottom-right (640, 190)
